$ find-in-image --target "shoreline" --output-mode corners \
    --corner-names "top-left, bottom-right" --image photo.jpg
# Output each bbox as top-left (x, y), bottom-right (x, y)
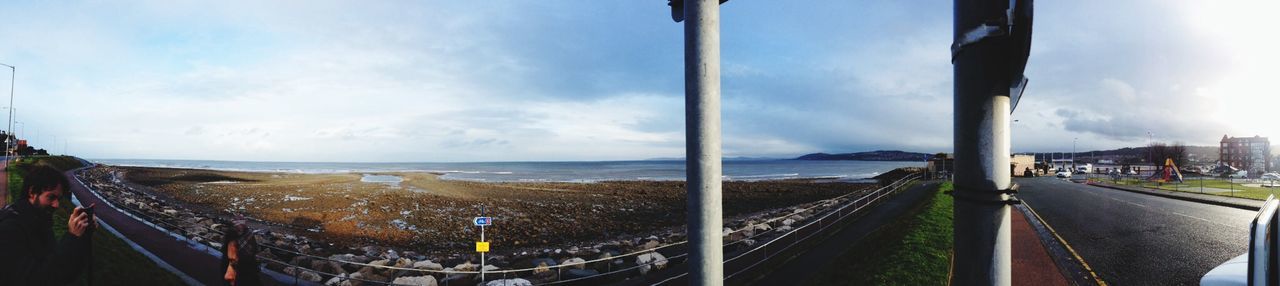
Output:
top-left (77, 163), bottom-right (917, 284)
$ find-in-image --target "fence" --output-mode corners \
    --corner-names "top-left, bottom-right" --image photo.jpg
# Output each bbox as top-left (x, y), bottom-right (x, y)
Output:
top-left (74, 168), bottom-right (921, 286)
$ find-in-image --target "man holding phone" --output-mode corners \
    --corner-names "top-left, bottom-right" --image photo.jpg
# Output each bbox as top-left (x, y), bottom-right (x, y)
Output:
top-left (0, 165), bottom-right (96, 285)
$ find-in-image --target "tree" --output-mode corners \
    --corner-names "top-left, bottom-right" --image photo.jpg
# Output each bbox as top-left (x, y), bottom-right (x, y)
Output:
top-left (1147, 141), bottom-right (1188, 168)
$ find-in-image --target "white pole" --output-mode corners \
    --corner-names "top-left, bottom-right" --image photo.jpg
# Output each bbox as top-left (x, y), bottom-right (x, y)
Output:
top-left (684, 0), bottom-right (723, 284)
top-left (480, 225), bottom-right (485, 283)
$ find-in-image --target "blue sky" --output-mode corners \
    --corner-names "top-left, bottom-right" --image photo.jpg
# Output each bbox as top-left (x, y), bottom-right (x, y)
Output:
top-left (1, 1), bottom-right (1277, 162)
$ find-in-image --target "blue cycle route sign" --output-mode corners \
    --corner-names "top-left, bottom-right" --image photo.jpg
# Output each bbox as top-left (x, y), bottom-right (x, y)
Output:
top-left (474, 217), bottom-right (492, 226)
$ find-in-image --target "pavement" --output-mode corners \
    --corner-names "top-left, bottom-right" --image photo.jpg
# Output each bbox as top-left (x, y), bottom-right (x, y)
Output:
top-left (1, 158), bottom-right (8, 206)
top-left (1016, 176), bottom-right (1254, 285)
top-left (749, 181), bottom-right (1082, 286)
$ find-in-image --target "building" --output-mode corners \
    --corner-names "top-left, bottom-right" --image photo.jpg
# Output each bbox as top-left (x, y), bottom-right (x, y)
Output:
top-left (1011, 154), bottom-right (1035, 177)
top-left (1220, 134), bottom-right (1270, 174)
top-left (926, 153), bottom-right (953, 180)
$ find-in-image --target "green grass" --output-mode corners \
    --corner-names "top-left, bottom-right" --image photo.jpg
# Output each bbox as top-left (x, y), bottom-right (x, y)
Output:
top-left (1099, 175), bottom-right (1280, 200)
top-left (808, 182), bottom-right (954, 285)
top-left (7, 156), bottom-right (185, 285)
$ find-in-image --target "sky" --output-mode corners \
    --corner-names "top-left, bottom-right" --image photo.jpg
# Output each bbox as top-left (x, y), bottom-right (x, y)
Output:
top-left (1, 0), bottom-right (1278, 162)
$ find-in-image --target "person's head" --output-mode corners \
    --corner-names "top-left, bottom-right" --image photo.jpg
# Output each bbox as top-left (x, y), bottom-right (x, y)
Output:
top-left (220, 222), bottom-right (260, 286)
top-left (21, 165), bottom-right (70, 211)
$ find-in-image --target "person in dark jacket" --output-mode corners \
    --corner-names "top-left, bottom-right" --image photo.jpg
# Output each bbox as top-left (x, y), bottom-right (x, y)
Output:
top-left (220, 222), bottom-right (263, 286)
top-left (0, 165), bottom-right (96, 285)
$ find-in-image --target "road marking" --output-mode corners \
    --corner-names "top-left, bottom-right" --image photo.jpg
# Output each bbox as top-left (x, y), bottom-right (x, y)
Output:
top-left (1022, 201), bottom-right (1108, 286)
top-left (1172, 211), bottom-right (1246, 230)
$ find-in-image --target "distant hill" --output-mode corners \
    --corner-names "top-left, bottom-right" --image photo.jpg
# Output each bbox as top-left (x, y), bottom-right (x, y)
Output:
top-left (795, 150), bottom-right (931, 161)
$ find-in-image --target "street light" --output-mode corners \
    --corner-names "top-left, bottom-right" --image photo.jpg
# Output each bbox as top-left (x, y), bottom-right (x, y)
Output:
top-left (1073, 137), bottom-right (1078, 171)
top-left (0, 63), bottom-right (13, 160)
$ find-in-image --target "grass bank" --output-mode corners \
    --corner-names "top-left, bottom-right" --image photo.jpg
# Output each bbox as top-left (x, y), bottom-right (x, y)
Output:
top-left (808, 182), bottom-right (954, 285)
top-left (6, 156), bottom-right (184, 285)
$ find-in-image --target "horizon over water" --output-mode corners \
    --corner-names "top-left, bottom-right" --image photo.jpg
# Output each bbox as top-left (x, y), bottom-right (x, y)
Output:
top-left (91, 158), bottom-right (924, 183)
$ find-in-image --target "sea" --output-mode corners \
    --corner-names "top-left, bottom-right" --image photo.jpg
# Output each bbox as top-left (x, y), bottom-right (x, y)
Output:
top-left (90, 159), bottom-right (924, 183)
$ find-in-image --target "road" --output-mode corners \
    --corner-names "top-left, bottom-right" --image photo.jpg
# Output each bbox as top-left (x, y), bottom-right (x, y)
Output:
top-left (1016, 176), bottom-right (1254, 285)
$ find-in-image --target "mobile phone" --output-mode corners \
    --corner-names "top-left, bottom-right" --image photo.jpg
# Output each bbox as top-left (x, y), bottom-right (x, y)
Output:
top-left (83, 205), bottom-right (94, 217)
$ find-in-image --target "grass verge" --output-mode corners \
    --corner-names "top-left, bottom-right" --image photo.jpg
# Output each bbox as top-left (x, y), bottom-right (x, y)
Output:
top-left (7, 156), bottom-right (185, 285)
top-left (807, 181), bottom-right (954, 285)
top-left (1099, 176), bottom-right (1280, 200)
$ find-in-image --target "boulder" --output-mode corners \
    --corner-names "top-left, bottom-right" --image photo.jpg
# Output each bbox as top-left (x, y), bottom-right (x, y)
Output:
top-left (452, 261), bottom-right (478, 271)
top-left (370, 259), bottom-right (391, 267)
top-left (560, 257), bottom-right (587, 270)
top-left (776, 225), bottom-right (794, 233)
top-left (485, 278), bottom-right (532, 286)
top-left (324, 273), bottom-right (348, 286)
top-left (390, 275), bottom-right (438, 286)
top-left (299, 270), bottom-right (323, 282)
top-left (393, 258), bottom-right (413, 268)
top-left (641, 240), bottom-right (660, 250)
top-left (782, 218), bottom-right (796, 226)
top-left (528, 258), bottom-right (557, 268)
top-left (635, 252), bottom-right (668, 275)
top-left (412, 260), bottom-right (444, 271)
top-left (563, 268), bottom-right (600, 280)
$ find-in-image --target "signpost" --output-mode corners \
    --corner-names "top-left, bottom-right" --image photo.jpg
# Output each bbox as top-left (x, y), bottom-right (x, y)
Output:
top-left (475, 216), bottom-right (492, 282)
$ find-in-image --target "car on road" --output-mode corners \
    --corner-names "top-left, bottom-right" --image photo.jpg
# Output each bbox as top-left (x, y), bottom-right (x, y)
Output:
top-left (1056, 170), bottom-right (1072, 178)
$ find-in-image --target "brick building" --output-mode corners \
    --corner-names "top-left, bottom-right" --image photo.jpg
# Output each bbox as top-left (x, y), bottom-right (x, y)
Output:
top-left (1220, 134), bottom-right (1270, 174)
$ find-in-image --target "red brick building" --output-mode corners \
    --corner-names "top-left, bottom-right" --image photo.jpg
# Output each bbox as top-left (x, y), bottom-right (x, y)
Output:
top-left (1220, 134), bottom-right (1270, 173)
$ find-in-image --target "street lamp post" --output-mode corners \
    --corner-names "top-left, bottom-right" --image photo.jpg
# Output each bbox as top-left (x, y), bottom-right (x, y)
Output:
top-left (1073, 138), bottom-right (1078, 171)
top-left (0, 63), bottom-right (13, 160)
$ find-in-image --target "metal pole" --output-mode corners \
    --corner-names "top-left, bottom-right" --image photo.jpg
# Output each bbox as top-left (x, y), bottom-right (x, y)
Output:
top-left (684, 0), bottom-right (723, 284)
top-left (1, 64), bottom-right (12, 161)
top-left (952, 0), bottom-right (1029, 283)
top-left (480, 225), bottom-right (485, 282)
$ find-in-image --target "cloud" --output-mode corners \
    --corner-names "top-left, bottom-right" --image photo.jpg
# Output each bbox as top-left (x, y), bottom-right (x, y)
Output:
top-left (0, 0), bottom-right (1271, 161)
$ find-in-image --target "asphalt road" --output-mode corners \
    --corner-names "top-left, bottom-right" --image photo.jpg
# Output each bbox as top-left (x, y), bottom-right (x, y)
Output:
top-left (1016, 176), bottom-right (1254, 285)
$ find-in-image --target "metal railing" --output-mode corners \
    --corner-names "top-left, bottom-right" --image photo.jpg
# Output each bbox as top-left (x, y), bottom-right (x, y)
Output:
top-left (74, 167), bottom-right (921, 286)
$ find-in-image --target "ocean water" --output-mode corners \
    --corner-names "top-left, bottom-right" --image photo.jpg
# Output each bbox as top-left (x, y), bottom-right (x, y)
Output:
top-left (91, 159), bottom-right (924, 183)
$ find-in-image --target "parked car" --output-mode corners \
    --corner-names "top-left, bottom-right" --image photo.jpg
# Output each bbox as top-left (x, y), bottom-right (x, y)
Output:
top-left (1261, 173), bottom-right (1280, 181)
top-left (1227, 170), bottom-right (1249, 179)
top-left (1056, 170), bottom-right (1072, 178)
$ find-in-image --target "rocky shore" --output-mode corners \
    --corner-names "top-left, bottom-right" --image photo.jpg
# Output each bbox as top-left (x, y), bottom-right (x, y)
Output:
top-left (77, 165), bottom-right (907, 285)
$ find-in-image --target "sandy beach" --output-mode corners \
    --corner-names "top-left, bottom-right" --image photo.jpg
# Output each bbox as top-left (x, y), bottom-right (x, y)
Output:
top-left (101, 166), bottom-right (879, 252)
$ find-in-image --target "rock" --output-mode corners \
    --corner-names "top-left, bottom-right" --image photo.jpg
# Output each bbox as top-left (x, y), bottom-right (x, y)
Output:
top-left (391, 275), bottom-right (438, 286)
top-left (635, 252), bottom-right (668, 275)
top-left (561, 257), bottom-right (587, 269)
top-left (742, 239), bottom-right (757, 247)
top-left (485, 278), bottom-right (532, 286)
top-left (384, 249), bottom-right (400, 260)
top-left (283, 266), bottom-right (297, 276)
top-left (567, 246), bottom-right (580, 255)
top-left (532, 261), bottom-right (552, 275)
top-left (370, 259), bottom-right (391, 267)
top-left (290, 255), bottom-right (311, 267)
top-left (782, 218), bottom-right (796, 226)
top-left (722, 227), bottom-right (734, 237)
top-left (299, 270), bottom-right (323, 282)
top-left (393, 258), bottom-right (413, 268)
top-left (413, 260), bottom-right (444, 271)
top-left (529, 258), bottom-right (557, 268)
top-left (776, 225), bottom-right (794, 233)
top-left (324, 273), bottom-right (348, 286)
top-left (453, 261), bottom-right (478, 271)
top-left (641, 239), bottom-right (660, 250)
top-left (362, 245), bottom-right (383, 257)
top-left (482, 264), bottom-right (499, 272)
top-left (564, 268), bottom-right (599, 280)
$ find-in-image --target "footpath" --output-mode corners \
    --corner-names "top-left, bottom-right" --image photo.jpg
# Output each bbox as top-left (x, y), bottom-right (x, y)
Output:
top-left (752, 182), bottom-right (1086, 286)
top-left (62, 166), bottom-right (224, 285)
top-left (1085, 180), bottom-right (1263, 211)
